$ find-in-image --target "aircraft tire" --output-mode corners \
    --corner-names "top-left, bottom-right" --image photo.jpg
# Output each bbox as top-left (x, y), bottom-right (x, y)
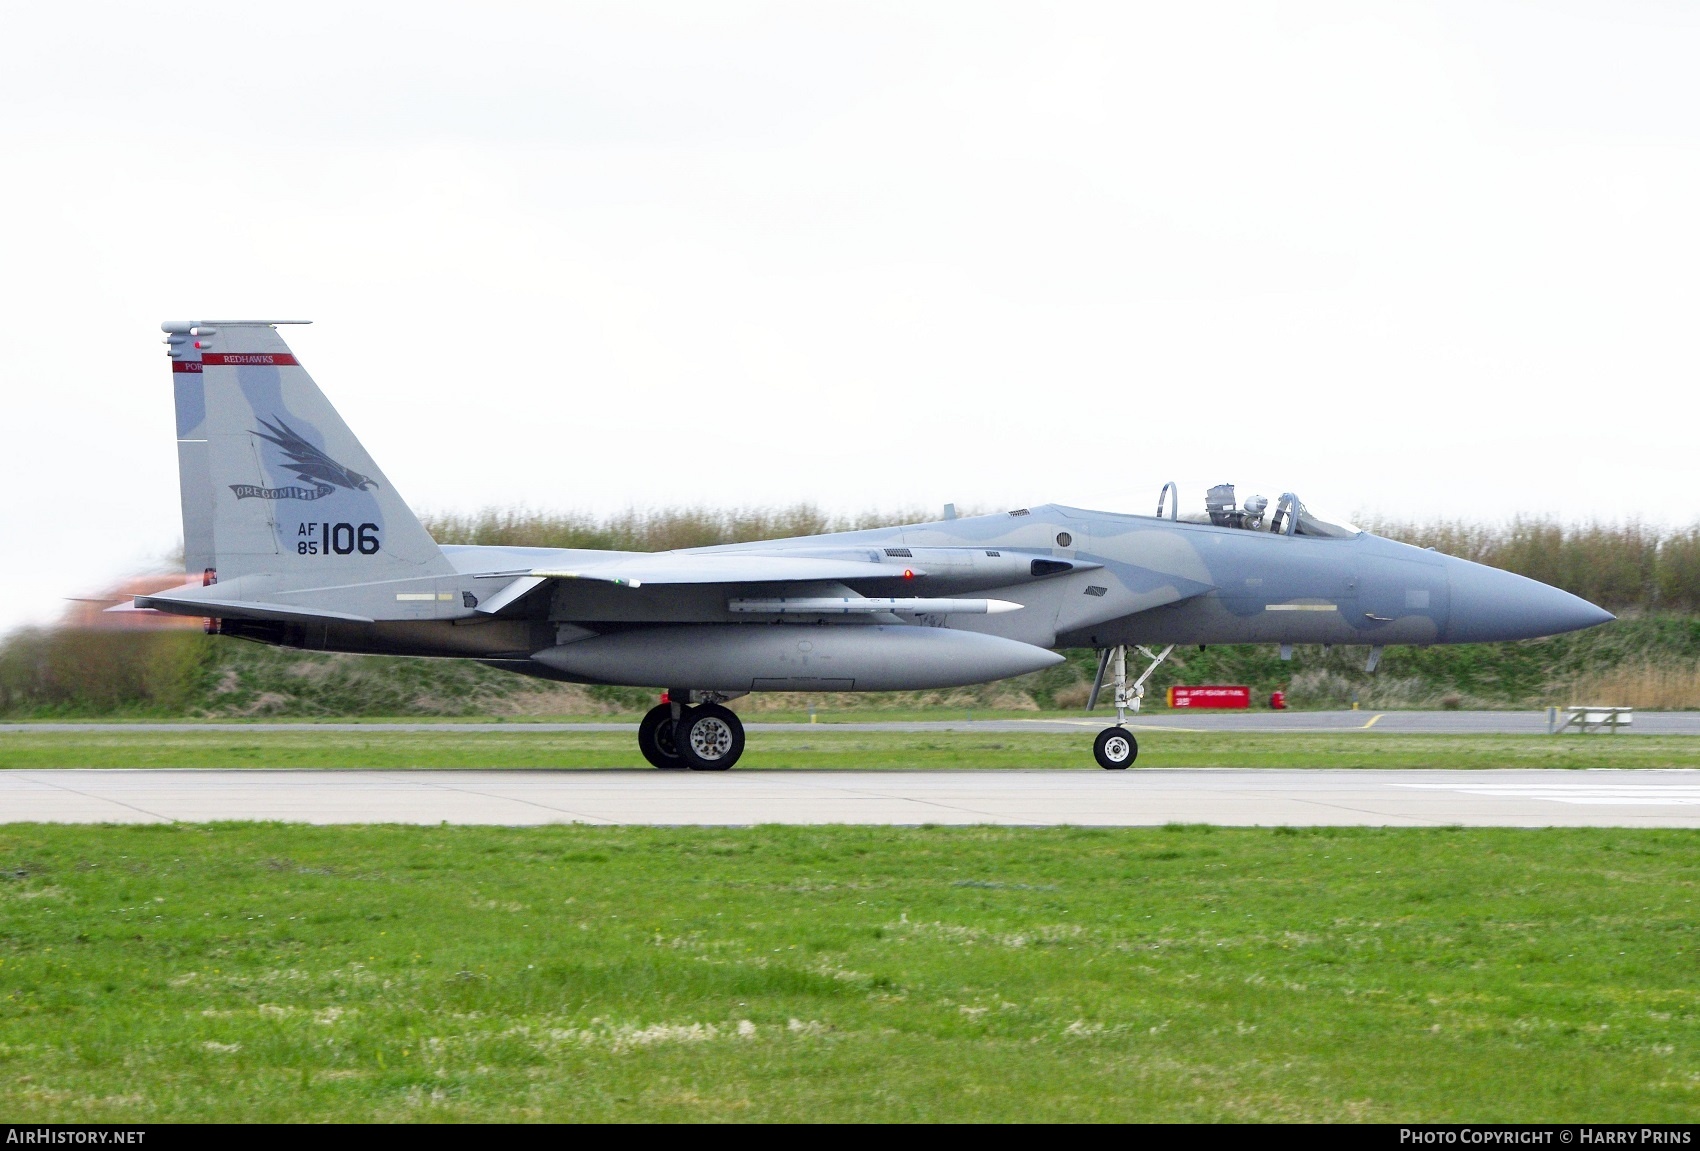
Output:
top-left (638, 704), bottom-right (686, 769)
top-left (676, 703), bottom-right (745, 771)
top-left (1093, 726), bottom-right (1137, 769)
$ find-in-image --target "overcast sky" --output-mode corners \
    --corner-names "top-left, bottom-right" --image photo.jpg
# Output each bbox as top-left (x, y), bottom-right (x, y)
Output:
top-left (2, 1), bottom-right (1697, 635)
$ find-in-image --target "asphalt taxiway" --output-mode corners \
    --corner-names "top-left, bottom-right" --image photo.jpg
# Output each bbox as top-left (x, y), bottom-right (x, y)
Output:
top-left (6, 709), bottom-right (1700, 734)
top-left (4, 768), bottom-right (1698, 828)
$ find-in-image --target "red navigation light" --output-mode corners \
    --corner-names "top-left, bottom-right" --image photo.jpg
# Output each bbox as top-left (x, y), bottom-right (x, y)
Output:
top-left (903, 569), bottom-right (914, 580)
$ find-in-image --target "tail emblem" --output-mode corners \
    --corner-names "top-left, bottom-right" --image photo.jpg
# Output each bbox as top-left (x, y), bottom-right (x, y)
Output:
top-left (230, 416), bottom-right (378, 501)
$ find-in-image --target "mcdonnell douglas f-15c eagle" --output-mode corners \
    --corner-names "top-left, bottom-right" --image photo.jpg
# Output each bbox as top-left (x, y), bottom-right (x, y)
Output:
top-left (135, 321), bottom-right (1614, 770)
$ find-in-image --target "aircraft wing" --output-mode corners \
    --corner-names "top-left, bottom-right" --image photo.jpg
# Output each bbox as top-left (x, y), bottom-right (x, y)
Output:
top-left (505, 553), bottom-right (929, 587)
top-left (469, 554), bottom-right (931, 615)
top-left (470, 550), bottom-right (1106, 615)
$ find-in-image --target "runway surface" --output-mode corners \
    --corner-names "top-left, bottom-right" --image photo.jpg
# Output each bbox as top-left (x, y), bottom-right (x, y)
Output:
top-left (5, 768), bottom-right (1699, 827)
top-left (5, 710), bottom-right (1700, 734)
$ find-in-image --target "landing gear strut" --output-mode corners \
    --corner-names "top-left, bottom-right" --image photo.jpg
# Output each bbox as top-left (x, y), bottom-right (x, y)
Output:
top-left (1086, 643), bottom-right (1174, 769)
top-left (639, 695), bottom-right (747, 771)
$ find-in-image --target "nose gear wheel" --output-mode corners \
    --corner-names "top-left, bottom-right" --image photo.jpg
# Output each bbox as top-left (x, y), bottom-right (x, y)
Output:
top-left (1093, 726), bottom-right (1137, 769)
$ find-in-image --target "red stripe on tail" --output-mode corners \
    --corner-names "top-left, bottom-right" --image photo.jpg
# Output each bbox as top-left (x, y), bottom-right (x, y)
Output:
top-left (200, 353), bottom-right (299, 366)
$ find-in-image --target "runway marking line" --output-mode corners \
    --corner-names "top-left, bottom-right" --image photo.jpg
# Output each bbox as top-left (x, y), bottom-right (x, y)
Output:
top-left (14, 772), bottom-right (174, 823)
top-left (1013, 718), bottom-right (1211, 733)
top-left (396, 774), bottom-right (614, 825)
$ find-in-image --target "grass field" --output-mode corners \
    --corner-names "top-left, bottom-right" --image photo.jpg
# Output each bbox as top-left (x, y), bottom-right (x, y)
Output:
top-left (1, 822), bottom-right (1696, 1122)
top-left (4, 728), bottom-right (1700, 771)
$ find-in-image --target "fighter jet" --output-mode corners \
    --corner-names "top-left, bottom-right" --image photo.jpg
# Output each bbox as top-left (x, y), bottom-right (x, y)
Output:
top-left (137, 321), bottom-right (1614, 770)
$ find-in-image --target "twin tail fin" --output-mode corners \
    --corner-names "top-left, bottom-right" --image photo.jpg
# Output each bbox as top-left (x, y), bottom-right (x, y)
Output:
top-left (165, 320), bottom-right (452, 584)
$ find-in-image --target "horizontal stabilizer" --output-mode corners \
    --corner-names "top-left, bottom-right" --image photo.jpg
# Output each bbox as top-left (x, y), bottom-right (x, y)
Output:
top-left (102, 602), bottom-right (169, 616)
top-left (135, 591), bottom-right (374, 624)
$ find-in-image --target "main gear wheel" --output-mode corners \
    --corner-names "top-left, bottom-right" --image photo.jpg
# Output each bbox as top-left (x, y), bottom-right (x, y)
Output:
top-left (675, 703), bottom-right (746, 771)
top-left (638, 703), bottom-right (685, 769)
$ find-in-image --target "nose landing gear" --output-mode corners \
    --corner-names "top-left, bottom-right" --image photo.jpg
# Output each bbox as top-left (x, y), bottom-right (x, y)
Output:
top-left (1086, 643), bottom-right (1174, 769)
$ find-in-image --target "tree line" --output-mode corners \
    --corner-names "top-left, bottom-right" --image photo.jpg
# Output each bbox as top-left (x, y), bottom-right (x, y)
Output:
top-left (5, 508), bottom-right (1697, 715)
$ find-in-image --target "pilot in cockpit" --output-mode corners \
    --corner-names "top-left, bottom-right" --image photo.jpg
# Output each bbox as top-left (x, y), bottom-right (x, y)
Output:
top-left (1174, 483), bottom-right (1360, 539)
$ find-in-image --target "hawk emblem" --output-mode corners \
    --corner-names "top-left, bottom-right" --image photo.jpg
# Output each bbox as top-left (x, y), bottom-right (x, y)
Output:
top-left (229, 416), bottom-right (378, 501)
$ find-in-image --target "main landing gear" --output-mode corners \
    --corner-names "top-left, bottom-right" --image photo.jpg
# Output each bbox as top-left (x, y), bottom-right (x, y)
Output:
top-left (1086, 643), bottom-right (1174, 769)
top-left (639, 694), bottom-right (746, 771)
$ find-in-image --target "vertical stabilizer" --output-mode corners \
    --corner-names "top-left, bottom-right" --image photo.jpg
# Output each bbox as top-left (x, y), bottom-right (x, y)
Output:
top-left (169, 327), bottom-right (215, 578)
top-left (163, 321), bottom-right (452, 583)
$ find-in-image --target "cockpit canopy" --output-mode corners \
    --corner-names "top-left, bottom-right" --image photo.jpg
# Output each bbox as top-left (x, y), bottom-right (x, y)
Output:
top-left (1155, 481), bottom-right (1361, 539)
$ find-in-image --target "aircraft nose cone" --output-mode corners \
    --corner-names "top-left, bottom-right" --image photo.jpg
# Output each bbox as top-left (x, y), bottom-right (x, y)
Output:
top-left (1443, 559), bottom-right (1615, 643)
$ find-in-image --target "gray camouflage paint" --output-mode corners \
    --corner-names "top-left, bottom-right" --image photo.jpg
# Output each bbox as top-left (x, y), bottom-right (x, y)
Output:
top-left (143, 322), bottom-right (1613, 692)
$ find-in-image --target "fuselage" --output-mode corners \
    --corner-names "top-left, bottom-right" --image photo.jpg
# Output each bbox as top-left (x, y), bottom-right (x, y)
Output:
top-left (210, 504), bottom-right (1613, 690)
